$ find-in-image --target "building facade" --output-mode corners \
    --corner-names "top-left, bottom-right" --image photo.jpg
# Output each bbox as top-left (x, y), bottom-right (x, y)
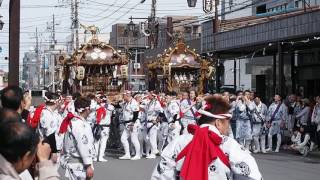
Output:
top-left (201, 2), bottom-right (320, 101)
top-left (110, 23), bottom-right (149, 91)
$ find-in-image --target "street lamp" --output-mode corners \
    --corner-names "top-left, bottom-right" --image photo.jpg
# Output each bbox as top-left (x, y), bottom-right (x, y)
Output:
top-left (187, 0), bottom-right (197, 7)
top-left (127, 17), bottom-right (136, 32)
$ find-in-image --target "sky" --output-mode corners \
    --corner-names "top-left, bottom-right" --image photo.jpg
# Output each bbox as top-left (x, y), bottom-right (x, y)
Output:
top-left (0, 0), bottom-right (204, 72)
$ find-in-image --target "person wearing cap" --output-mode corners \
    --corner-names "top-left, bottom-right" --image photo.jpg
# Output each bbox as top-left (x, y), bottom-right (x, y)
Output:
top-left (151, 94), bottom-right (262, 180)
top-left (59, 96), bottom-right (95, 180)
top-left (93, 94), bottom-right (115, 162)
top-left (145, 92), bottom-right (164, 159)
top-left (119, 91), bottom-right (141, 160)
top-left (265, 94), bottom-right (288, 153)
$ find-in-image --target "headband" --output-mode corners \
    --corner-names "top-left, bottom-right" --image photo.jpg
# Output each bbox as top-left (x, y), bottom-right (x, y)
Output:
top-left (197, 101), bottom-right (232, 119)
top-left (197, 109), bottom-right (232, 119)
top-left (44, 96), bottom-right (59, 103)
top-left (77, 106), bottom-right (90, 113)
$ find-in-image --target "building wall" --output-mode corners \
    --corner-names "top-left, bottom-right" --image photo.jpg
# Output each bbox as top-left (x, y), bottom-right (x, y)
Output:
top-left (109, 23), bottom-right (148, 49)
top-left (253, 0), bottom-right (320, 16)
top-left (223, 59), bottom-right (252, 91)
top-left (221, 0), bottom-right (253, 20)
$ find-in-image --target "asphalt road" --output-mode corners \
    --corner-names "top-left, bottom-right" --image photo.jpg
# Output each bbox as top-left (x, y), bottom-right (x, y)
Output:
top-left (58, 151), bottom-right (320, 180)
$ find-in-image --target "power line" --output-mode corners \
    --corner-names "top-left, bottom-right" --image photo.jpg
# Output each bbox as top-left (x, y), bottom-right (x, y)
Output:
top-left (100, 1), bottom-right (143, 30)
top-left (79, 0), bottom-right (131, 23)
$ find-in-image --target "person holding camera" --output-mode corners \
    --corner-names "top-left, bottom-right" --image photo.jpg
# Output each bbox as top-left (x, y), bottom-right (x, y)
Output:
top-left (234, 90), bottom-right (255, 150)
top-left (0, 121), bottom-right (60, 180)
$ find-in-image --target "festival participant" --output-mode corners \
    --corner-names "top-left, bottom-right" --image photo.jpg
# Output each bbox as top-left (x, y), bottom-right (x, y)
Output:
top-left (266, 94), bottom-right (288, 153)
top-left (86, 93), bottom-right (98, 128)
top-left (145, 93), bottom-right (164, 159)
top-left (180, 92), bottom-right (197, 134)
top-left (93, 94), bottom-right (114, 162)
top-left (189, 90), bottom-right (197, 102)
top-left (290, 126), bottom-right (313, 156)
top-left (252, 95), bottom-right (268, 153)
top-left (60, 95), bottom-right (75, 118)
top-left (164, 92), bottom-right (181, 144)
top-left (311, 95), bottom-right (320, 150)
top-left (135, 94), bottom-right (148, 157)
top-left (59, 96), bottom-right (95, 180)
top-left (119, 91), bottom-right (141, 160)
top-left (287, 94), bottom-right (297, 132)
top-left (234, 90), bottom-right (255, 150)
top-left (151, 94), bottom-right (262, 180)
top-left (295, 98), bottom-right (311, 127)
top-left (158, 95), bottom-right (169, 153)
top-left (38, 92), bottom-right (63, 160)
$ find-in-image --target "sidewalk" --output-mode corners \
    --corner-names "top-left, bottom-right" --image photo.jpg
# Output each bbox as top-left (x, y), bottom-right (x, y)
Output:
top-left (280, 148), bottom-right (320, 160)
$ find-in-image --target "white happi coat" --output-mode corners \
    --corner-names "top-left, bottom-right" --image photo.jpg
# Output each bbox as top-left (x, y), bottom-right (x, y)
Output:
top-left (61, 115), bottom-right (95, 180)
top-left (87, 100), bottom-right (99, 128)
top-left (180, 99), bottom-right (197, 124)
top-left (151, 124), bottom-right (262, 180)
top-left (122, 98), bottom-right (140, 128)
top-left (61, 100), bottom-right (76, 118)
top-left (252, 102), bottom-right (268, 136)
top-left (266, 102), bottom-right (288, 136)
top-left (146, 99), bottom-right (163, 123)
top-left (165, 100), bottom-right (181, 143)
top-left (39, 107), bottom-right (62, 137)
top-left (235, 100), bottom-right (255, 140)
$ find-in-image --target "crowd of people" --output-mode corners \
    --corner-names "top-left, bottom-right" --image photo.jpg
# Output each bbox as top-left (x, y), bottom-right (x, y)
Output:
top-left (0, 85), bottom-right (319, 180)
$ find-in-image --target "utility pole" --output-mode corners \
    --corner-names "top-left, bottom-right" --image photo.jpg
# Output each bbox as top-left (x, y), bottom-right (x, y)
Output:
top-left (50, 14), bottom-right (57, 92)
top-left (149, 0), bottom-right (157, 49)
top-left (70, 0), bottom-right (75, 52)
top-left (74, 0), bottom-right (79, 50)
top-left (34, 27), bottom-right (42, 89)
top-left (8, 0), bottom-right (20, 86)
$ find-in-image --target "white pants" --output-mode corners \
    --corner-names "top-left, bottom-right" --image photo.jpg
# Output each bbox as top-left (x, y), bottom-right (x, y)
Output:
top-left (138, 126), bottom-right (147, 156)
top-left (145, 122), bottom-right (158, 155)
top-left (121, 123), bottom-right (141, 157)
top-left (268, 133), bottom-right (281, 151)
top-left (158, 122), bottom-right (169, 151)
top-left (94, 126), bottom-right (110, 159)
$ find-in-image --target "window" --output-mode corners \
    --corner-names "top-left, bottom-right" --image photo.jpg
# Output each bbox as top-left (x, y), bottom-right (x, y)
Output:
top-left (256, 4), bottom-right (267, 14)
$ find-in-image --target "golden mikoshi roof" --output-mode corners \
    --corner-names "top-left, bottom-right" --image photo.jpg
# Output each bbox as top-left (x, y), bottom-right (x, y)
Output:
top-left (71, 25), bottom-right (128, 66)
top-left (148, 41), bottom-right (201, 69)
